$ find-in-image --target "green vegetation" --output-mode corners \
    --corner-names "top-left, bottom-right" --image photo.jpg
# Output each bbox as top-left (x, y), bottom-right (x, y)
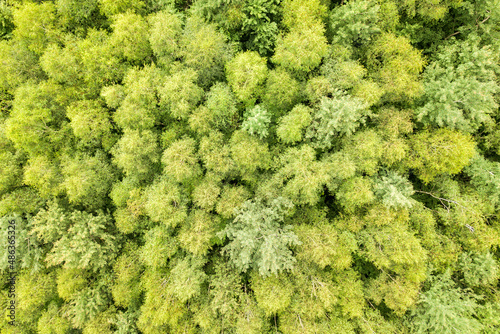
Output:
top-left (0, 0), bottom-right (500, 332)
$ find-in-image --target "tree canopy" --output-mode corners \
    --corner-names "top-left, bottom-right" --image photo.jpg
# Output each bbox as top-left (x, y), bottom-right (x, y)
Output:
top-left (1, 0), bottom-right (500, 333)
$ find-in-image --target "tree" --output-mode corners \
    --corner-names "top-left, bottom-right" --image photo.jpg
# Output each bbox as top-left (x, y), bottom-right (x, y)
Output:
top-left (366, 32), bottom-right (426, 102)
top-left (161, 137), bottom-right (201, 183)
top-left (148, 9), bottom-right (183, 67)
top-left (56, 0), bottom-right (99, 28)
top-left (17, 271), bottom-right (57, 329)
top-left (179, 209), bottom-right (221, 256)
top-left (203, 82), bottom-right (239, 131)
top-left (0, 39), bottom-right (45, 92)
top-left (410, 271), bottom-right (483, 334)
top-left (113, 65), bottom-right (164, 131)
top-left (241, 104), bottom-right (271, 139)
top-left (329, 0), bottom-right (381, 47)
top-left (37, 302), bottom-right (72, 334)
top-left (406, 128), bottom-right (476, 183)
top-left (5, 82), bottom-right (69, 156)
top-left (112, 243), bottom-right (143, 308)
top-left (111, 129), bottom-right (160, 181)
top-left (180, 16), bottom-right (232, 87)
top-left (31, 204), bottom-right (119, 271)
top-left (272, 21), bottom-right (328, 75)
top-left (276, 104), bottom-right (312, 144)
top-left (273, 145), bottom-right (330, 206)
top-left (465, 156), bottom-right (500, 208)
top-left (373, 171), bottom-right (415, 209)
top-left (78, 29), bottom-right (126, 94)
top-left (109, 12), bottom-right (151, 62)
top-left (306, 92), bottom-right (370, 150)
top-left (66, 99), bottom-right (115, 150)
top-left (158, 68), bottom-right (204, 120)
top-left (12, 2), bottom-right (58, 55)
top-left (23, 155), bottom-right (64, 198)
top-left (262, 67), bottom-right (301, 114)
top-left (61, 151), bottom-right (116, 209)
top-left (229, 130), bottom-right (271, 180)
top-left (140, 225), bottom-right (178, 269)
top-left (416, 35), bottom-right (499, 132)
top-left (198, 130), bottom-right (236, 177)
top-left (143, 176), bottom-right (188, 228)
top-left (98, 0), bottom-right (145, 16)
top-left (219, 197), bottom-right (300, 277)
top-left (225, 50), bottom-right (268, 106)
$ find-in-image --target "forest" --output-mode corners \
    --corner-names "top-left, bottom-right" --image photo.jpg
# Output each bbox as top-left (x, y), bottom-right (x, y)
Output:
top-left (0, 0), bottom-right (500, 333)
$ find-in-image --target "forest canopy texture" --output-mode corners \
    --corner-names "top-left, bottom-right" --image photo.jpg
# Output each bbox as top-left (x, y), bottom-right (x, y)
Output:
top-left (0, 0), bottom-right (500, 333)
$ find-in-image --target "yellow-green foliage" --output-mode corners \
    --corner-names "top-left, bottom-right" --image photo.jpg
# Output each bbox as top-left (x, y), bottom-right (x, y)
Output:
top-left (225, 51), bottom-right (268, 105)
top-left (2, 0), bottom-right (500, 332)
top-left (407, 128), bottom-right (476, 183)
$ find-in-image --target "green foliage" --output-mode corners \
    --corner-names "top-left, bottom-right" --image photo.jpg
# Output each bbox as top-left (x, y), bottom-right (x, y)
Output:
top-left (113, 65), bottom-right (164, 130)
top-left (336, 176), bottom-right (375, 212)
top-left (295, 220), bottom-right (357, 270)
top-left (61, 152), bottom-right (116, 209)
top-left (180, 16), bottom-right (232, 87)
top-left (31, 203), bottom-right (118, 270)
top-left (274, 145), bottom-right (330, 205)
top-left (204, 82), bottom-right (239, 130)
top-left (251, 272), bottom-right (294, 315)
top-left (98, 0), bottom-right (145, 16)
top-left (329, 0), bottom-right (381, 46)
top-left (17, 271), bottom-right (57, 325)
top-left (410, 271), bottom-right (483, 334)
top-left (167, 256), bottom-right (207, 303)
top-left (56, 0), bottom-right (99, 28)
top-left (143, 176), bottom-right (188, 228)
top-left (140, 225), bottom-right (178, 268)
top-left (148, 9), bottom-right (182, 67)
top-left (162, 137), bottom-right (201, 183)
top-left (277, 104), bottom-right (312, 144)
top-left (366, 32), bottom-right (426, 102)
top-left (37, 302), bottom-right (72, 334)
top-left (459, 252), bottom-right (498, 287)
top-left (0, 39), bottom-right (44, 92)
top-left (2, 1), bottom-right (500, 331)
top-left (12, 2), bottom-right (58, 55)
top-left (241, 104), bottom-right (271, 139)
top-left (272, 21), bottom-right (328, 75)
top-left (66, 99), bottom-right (114, 148)
top-left (159, 68), bottom-right (204, 120)
top-left (216, 185), bottom-right (251, 219)
top-left (110, 12), bottom-right (151, 62)
top-left (23, 155), bottom-right (64, 198)
top-left (229, 130), bottom-right (271, 179)
top-left (179, 209), bottom-right (221, 256)
top-left (5, 82), bottom-right (67, 156)
top-left (374, 171), bottom-right (415, 209)
top-left (262, 67), bottom-right (301, 113)
top-left (198, 130), bottom-right (235, 177)
top-left (111, 129), bottom-right (160, 181)
top-left (407, 128), bottom-right (476, 183)
top-left (306, 92), bottom-right (370, 149)
top-left (220, 197), bottom-right (300, 276)
top-left (225, 50), bottom-right (268, 105)
top-left (465, 156), bottom-right (500, 208)
top-left (57, 268), bottom-right (88, 301)
top-left (416, 35), bottom-right (499, 132)
top-left (112, 243), bottom-right (143, 308)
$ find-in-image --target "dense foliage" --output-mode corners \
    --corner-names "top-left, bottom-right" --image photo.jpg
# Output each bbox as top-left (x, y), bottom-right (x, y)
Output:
top-left (0, 0), bottom-right (500, 333)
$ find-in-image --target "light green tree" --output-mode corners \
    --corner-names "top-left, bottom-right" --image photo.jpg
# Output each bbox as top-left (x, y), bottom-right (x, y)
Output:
top-left (219, 197), bottom-right (300, 277)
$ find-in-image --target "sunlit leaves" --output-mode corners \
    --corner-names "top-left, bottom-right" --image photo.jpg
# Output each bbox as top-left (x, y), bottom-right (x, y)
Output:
top-left (220, 197), bottom-right (300, 276)
top-left (226, 50), bottom-right (268, 105)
